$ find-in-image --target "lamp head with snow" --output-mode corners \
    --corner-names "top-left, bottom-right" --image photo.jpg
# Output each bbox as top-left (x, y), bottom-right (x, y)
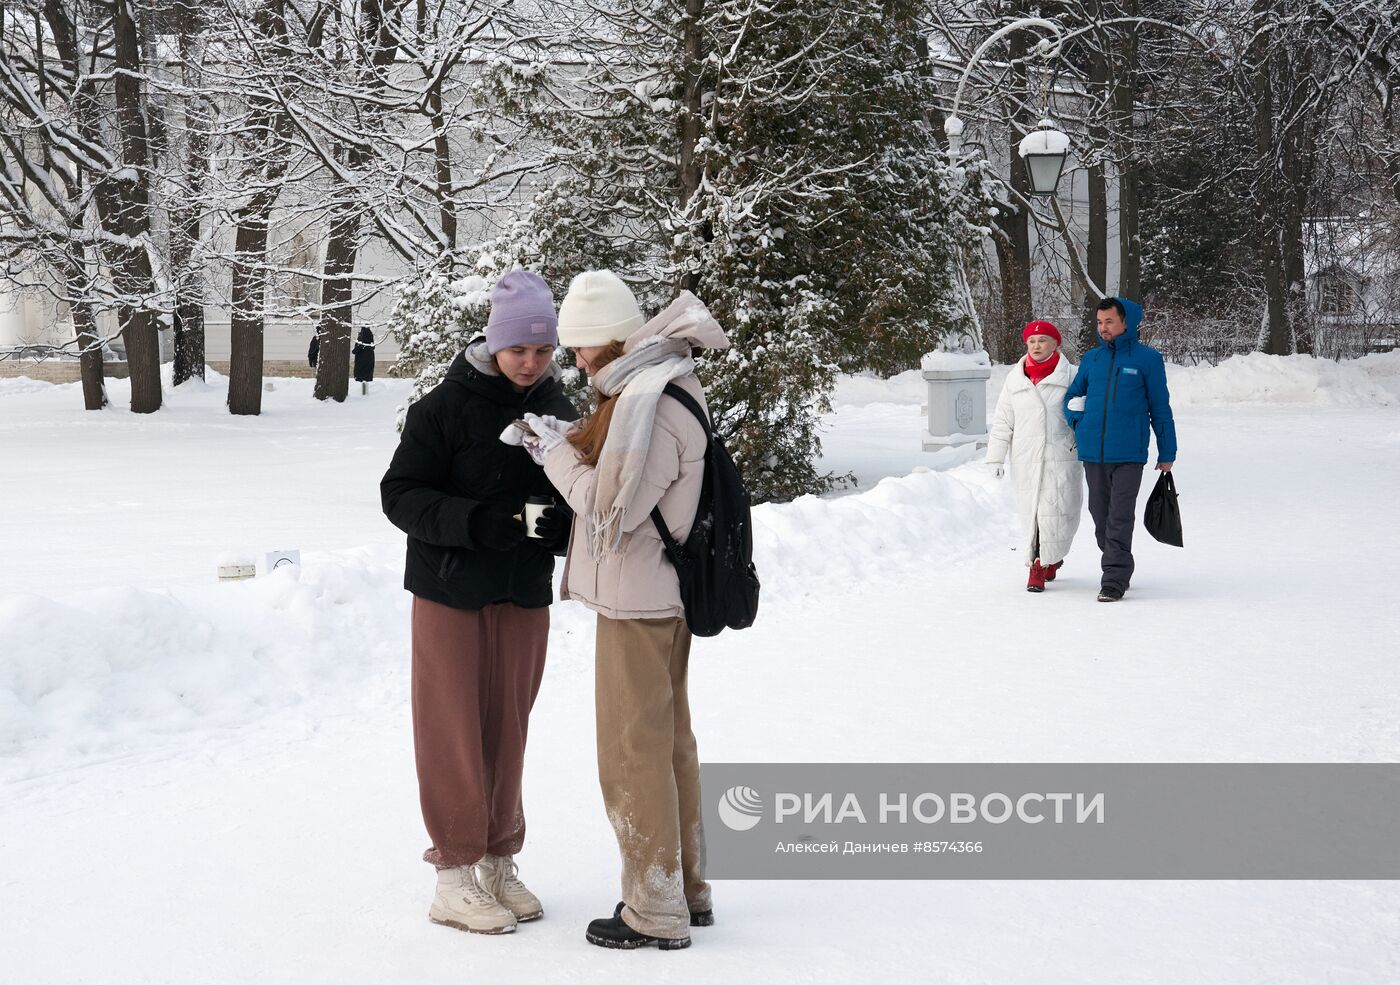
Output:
top-left (943, 114), bottom-right (966, 156)
top-left (1017, 122), bottom-right (1070, 196)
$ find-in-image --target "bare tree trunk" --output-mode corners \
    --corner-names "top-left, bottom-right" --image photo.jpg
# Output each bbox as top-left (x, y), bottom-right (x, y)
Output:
top-left (172, 0), bottom-right (209, 384)
top-left (170, 190), bottom-right (207, 383)
top-left (227, 0), bottom-right (291, 415)
top-left (1085, 163), bottom-right (1109, 339)
top-left (228, 197), bottom-right (274, 415)
top-left (75, 303), bottom-right (108, 410)
top-left (1258, 224), bottom-right (1292, 355)
top-left (427, 84), bottom-right (457, 251)
top-left (38, 1), bottom-right (116, 410)
top-left (26, 0), bottom-right (250, 411)
top-left (314, 2), bottom-right (401, 403)
top-left (675, 0), bottom-right (707, 295)
top-left (1112, 0), bottom-right (1141, 302)
top-left (67, 254), bottom-right (107, 410)
top-left (678, 0), bottom-right (706, 209)
top-left (109, 0), bottom-right (162, 413)
top-left (1281, 184), bottom-right (1311, 354)
top-left (1388, 78), bottom-right (1400, 216)
top-left (1388, 139), bottom-right (1400, 214)
top-left (1279, 45), bottom-right (1316, 356)
top-left (1084, 0), bottom-right (1111, 354)
top-left (991, 29), bottom-right (1034, 364)
top-left (992, 223), bottom-right (1033, 363)
top-left (314, 209), bottom-right (357, 402)
top-left (1251, 0), bottom-right (1292, 356)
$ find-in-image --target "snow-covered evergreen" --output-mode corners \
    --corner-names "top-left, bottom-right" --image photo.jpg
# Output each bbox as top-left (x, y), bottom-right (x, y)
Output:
top-left (386, 272), bottom-right (493, 425)
top-left (477, 0), bottom-right (990, 500)
top-left (683, 0), bottom-right (992, 499)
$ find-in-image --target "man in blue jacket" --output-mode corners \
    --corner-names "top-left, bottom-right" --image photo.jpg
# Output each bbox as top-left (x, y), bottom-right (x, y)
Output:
top-left (1064, 297), bottom-right (1177, 602)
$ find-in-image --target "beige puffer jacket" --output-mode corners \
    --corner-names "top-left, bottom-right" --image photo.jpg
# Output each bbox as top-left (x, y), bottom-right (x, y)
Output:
top-left (543, 295), bottom-right (726, 620)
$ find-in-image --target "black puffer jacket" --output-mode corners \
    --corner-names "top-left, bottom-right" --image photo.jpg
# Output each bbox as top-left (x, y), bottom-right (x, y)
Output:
top-left (380, 340), bottom-right (579, 610)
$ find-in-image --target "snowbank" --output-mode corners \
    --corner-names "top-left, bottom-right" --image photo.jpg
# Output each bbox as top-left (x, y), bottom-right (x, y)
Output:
top-left (830, 369), bottom-right (925, 406)
top-left (0, 463), bottom-right (1012, 779)
top-left (1166, 351), bottom-right (1400, 407)
top-left (752, 464), bottom-right (1013, 600)
top-left (0, 376), bottom-right (59, 398)
top-left (0, 547), bottom-right (411, 774)
top-left (829, 352), bottom-right (1400, 411)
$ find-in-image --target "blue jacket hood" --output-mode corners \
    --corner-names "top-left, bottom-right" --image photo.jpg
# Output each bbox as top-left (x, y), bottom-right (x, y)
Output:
top-left (1112, 296), bottom-right (1143, 346)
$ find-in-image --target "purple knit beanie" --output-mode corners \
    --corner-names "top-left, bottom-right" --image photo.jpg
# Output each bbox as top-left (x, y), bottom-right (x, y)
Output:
top-left (485, 270), bottom-right (559, 354)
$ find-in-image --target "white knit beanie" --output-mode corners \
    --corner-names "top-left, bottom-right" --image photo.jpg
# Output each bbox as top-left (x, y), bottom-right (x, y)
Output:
top-left (556, 270), bottom-right (645, 347)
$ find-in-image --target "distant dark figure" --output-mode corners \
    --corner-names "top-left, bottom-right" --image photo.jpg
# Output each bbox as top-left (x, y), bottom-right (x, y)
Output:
top-left (353, 327), bottom-right (376, 383)
top-left (308, 332), bottom-right (320, 368)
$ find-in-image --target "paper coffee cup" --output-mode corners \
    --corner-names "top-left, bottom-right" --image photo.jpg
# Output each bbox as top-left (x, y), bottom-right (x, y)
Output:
top-left (523, 496), bottom-right (554, 538)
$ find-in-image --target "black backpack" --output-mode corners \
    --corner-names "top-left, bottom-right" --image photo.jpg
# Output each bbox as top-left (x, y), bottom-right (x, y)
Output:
top-left (649, 383), bottom-right (761, 637)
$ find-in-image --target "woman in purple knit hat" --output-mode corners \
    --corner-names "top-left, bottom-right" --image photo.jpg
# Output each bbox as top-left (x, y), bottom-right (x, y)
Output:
top-left (381, 270), bottom-right (578, 936)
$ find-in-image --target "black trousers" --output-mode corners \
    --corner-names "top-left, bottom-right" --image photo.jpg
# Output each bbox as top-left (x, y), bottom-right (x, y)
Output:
top-left (1083, 462), bottom-right (1145, 591)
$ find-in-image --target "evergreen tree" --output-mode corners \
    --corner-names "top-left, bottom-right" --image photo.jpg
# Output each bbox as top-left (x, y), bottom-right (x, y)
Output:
top-left (685, 0), bottom-right (987, 499)
top-left (386, 271), bottom-right (493, 428)
top-left (481, 0), bottom-right (987, 500)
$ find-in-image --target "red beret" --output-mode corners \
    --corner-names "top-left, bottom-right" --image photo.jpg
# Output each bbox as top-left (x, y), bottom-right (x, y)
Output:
top-left (1023, 320), bottom-right (1062, 344)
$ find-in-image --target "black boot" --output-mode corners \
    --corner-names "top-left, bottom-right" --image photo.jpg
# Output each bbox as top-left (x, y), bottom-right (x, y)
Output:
top-left (586, 902), bottom-right (691, 950)
top-left (1097, 585), bottom-right (1125, 602)
top-left (690, 909), bottom-right (714, 927)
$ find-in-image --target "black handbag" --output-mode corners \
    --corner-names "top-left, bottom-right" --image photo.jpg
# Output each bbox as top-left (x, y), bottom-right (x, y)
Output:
top-left (1143, 471), bottom-right (1183, 547)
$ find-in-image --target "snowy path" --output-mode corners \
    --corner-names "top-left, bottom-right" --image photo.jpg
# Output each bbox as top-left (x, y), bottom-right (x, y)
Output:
top-left (3, 364), bottom-right (1400, 983)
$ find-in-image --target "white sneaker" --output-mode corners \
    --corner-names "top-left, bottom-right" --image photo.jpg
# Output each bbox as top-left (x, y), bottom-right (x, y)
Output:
top-left (429, 865), bottom-right (517, 934)
top-left (475, 854), bottom-right (543, 922)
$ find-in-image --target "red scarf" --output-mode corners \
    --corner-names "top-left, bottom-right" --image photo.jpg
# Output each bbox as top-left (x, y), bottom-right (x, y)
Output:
top-left (1023, 351), bottom-right (1060, 386)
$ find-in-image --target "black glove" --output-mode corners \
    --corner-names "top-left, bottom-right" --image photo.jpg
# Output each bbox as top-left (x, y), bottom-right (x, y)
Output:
top-left (469, 503), bottom-right (527, 551)
top-left (533, 504), bottom-right (573, 553)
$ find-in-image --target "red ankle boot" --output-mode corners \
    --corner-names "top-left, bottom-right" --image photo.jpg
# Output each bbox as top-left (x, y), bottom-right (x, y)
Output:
top-left (1027, 561), bottom-right (1046, 593)
top-left (1043, 561), bottom-right (1062, 582)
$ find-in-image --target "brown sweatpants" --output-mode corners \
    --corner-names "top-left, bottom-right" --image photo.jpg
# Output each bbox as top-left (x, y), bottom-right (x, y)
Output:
top-left (411, 596), bottom-right (549, 868)
top-left (595, 614), bottom-right (713, 939)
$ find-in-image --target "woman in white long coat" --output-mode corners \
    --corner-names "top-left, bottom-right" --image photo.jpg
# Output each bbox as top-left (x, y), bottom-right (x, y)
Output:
top-left (986, 321), bottom-right (1084, 592)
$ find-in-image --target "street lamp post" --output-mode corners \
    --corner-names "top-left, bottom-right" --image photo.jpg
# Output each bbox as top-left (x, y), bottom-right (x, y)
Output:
top-left (923, 18), bottom-right (1071, 453)
top-left (942, 16), bottom-right (1069, 170)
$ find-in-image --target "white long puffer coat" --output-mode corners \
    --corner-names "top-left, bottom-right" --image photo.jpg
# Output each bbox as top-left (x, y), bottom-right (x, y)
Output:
top-left (986, 356), bottom-right (1084, 566)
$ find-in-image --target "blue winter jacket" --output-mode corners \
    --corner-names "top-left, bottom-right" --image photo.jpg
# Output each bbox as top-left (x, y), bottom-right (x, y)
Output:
top-left (1063, 298), bottom-right (1177, 464)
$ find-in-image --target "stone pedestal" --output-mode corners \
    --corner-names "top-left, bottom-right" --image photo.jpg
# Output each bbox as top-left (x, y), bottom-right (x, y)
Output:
top-left (922, 365), bottom-right (992, 450)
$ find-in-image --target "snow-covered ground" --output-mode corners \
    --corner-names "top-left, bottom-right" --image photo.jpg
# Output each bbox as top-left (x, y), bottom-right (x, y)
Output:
top-left (3, 354), bottom-right (1400, 983)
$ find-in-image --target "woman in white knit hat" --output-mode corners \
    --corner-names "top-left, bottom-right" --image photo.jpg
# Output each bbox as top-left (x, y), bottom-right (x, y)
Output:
top-left (516, 269), bottom-right (727, 950)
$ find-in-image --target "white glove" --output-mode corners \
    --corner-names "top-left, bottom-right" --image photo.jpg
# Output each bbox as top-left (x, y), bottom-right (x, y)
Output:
top-left (499, 421), bottom-right (529, 446)
top-left (1067, 396), bottom-right (1086, 413)
top-left (527, 414), bottom-right (563, 435)
top-left (523, 413), bottom-right (569, 445)
top-left (520, 413), bottom-right (570, 465)
top-left (987, 462), bottom-right (1004, 479)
